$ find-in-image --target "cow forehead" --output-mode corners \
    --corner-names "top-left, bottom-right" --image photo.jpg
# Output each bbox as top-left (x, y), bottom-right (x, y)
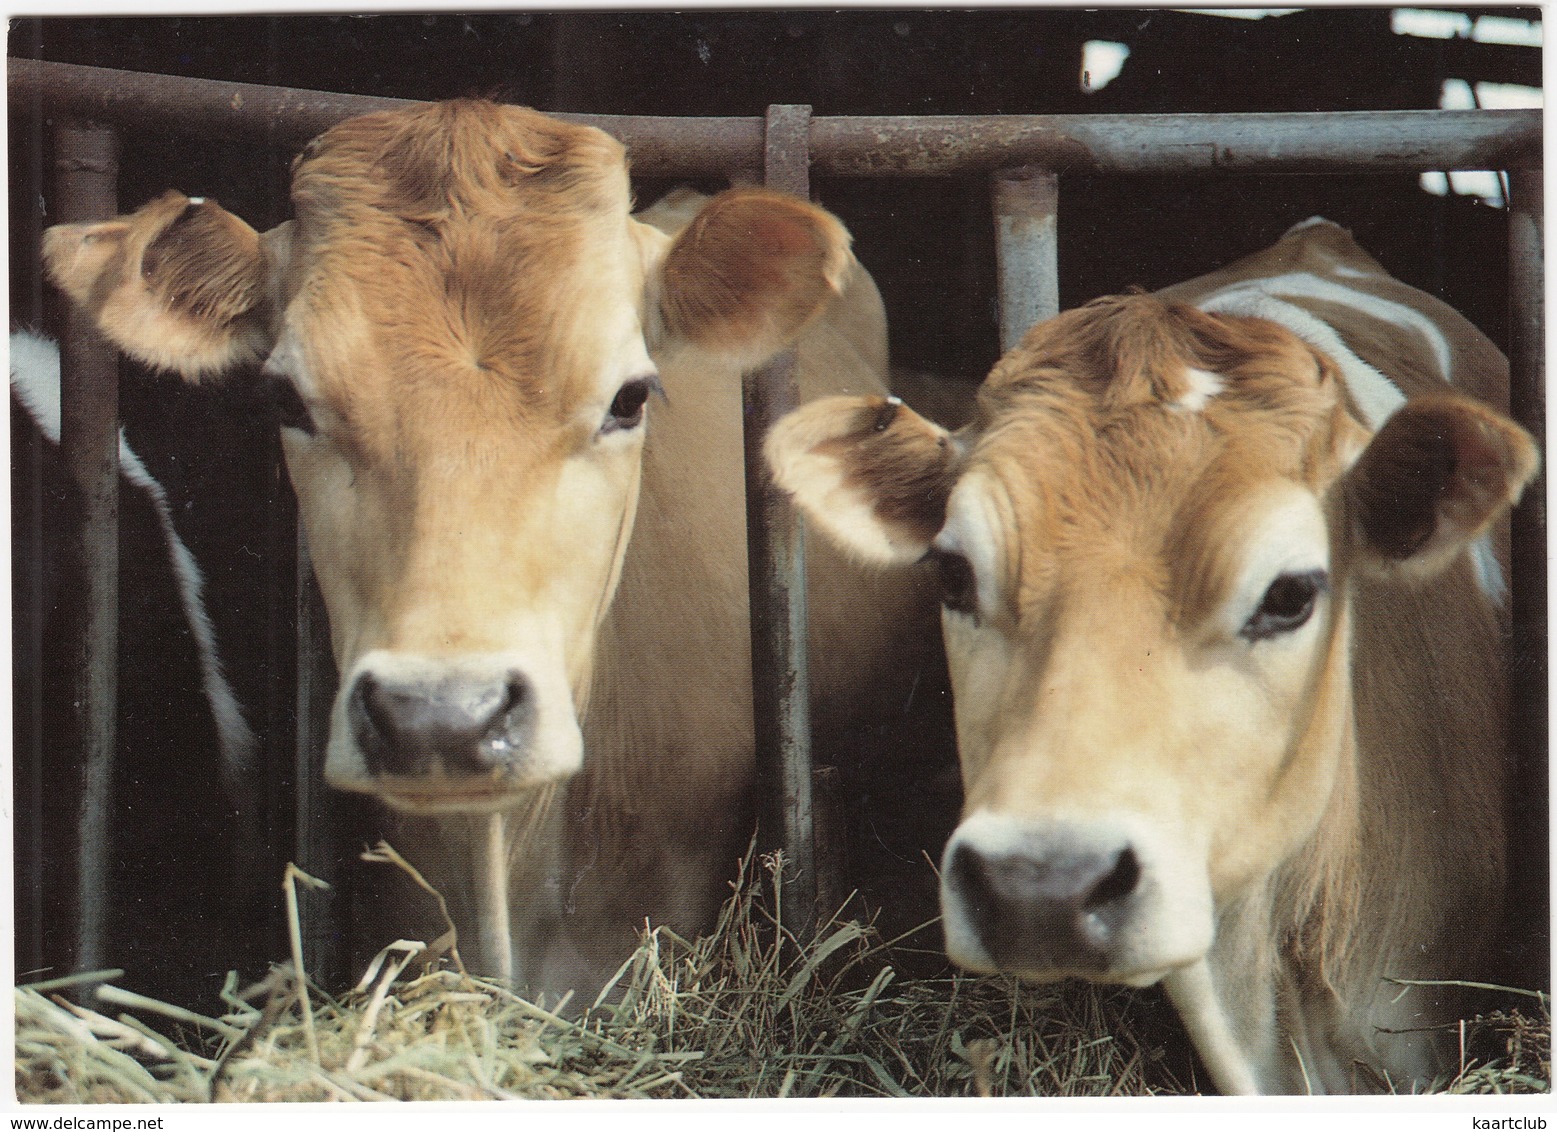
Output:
top-left (279, 101), bottom-right (646, 436)
top-left (953, 296), bottom-right (1346, 617)
top-left (292, 100), bottom-right (630, 229)
top-left (972, 295), bottom-right (1345, 490)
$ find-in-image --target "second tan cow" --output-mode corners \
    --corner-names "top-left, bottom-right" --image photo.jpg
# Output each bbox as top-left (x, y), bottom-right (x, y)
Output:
top-left (42, 100), bottom-right (936, 1001)
top-left (768, 219), bottom-right (1537, 1093)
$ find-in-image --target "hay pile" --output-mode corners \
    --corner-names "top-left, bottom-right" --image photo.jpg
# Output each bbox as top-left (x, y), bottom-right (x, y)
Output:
top-left (14, 851), bottom-right (1550, 1101)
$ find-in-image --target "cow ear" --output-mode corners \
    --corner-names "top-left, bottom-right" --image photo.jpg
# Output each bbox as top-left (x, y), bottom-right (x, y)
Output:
top-left (42, 190), bottom-right (273, 383)
top-left (1344, 394), bottom-right (1539, 580)
top-left (766, 394), bottom-right (959, 565)
top-left (657, 188), bottom-right (852, 369)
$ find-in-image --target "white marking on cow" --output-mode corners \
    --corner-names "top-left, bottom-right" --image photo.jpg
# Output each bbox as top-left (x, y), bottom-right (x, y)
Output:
top-left (1282, 215), bottom-right (1334, 237)
top-left (1469, 536), bottom-right (1506, 605)
top-left (823, 478), bottom-right (915, 562)
top-left (933, 471), bottom-right (1007, 619)
top-left (1228, 272), bottom-right (1454, 384)
top-left (1196, 289), bottom-right (1507, 606)
top-left (262, 331), bottom-right (312, 395)
top-left (1174, 366), bottom-right (1226, 412)
top-left (1222, 487), bottom-right (1331, 645)
top-left (9, 330), bottom-right (258, 778)
top-left (1197, 289), bottom-right (1407, 430)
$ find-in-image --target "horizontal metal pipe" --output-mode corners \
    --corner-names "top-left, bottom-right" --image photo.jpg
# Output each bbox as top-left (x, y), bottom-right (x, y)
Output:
top-left (8, 59), bottom-right (762, 177)
top-left (11, 59), bottom-right (1540, 178)
top-left (812, 111), bottom-right (1541, 176)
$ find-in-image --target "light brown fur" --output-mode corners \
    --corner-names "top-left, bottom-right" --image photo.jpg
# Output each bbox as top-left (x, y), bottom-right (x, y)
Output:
top-left (42, 100), bottom-right (934, 1001)
top-left (769, 220), bottom-right (1537, 1093)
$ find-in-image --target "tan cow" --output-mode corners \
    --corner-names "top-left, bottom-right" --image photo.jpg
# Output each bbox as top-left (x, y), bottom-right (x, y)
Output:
top-left (42, 99), bottom-right (934, 1000)
top-left (767, 218), bottom-right (1538, 1094)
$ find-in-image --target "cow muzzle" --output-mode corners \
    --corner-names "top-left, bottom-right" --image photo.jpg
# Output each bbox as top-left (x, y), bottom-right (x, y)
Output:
top-left (939, 811), bottom-right (1213, 986)
top-left (327, 652), bottom-right (585, 812)
top-left (351, 670), bottom-right (532, 778)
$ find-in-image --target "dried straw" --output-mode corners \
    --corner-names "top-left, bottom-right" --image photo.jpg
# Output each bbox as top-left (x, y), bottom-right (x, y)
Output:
top-left (14, 850), bottom-right (1549, 1102)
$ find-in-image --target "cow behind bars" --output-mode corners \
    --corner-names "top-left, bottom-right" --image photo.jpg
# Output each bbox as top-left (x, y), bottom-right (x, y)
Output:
top-left (767, 218), bottom-right (1539, 1093)
top-left (41, 99), bottom-right (939, 1000)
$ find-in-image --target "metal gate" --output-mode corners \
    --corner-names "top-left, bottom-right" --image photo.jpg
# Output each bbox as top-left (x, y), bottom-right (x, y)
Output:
top-left (10, 57), bottom-right (1544, 983)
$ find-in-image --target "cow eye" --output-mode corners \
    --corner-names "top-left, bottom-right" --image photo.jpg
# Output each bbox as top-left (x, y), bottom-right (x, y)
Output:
top-left (1242, 569), bottom-right (1327, 642)
top-left (603, 377), bottom-right (655, 434)
top-left (932, 549), bottom-right (979, 620)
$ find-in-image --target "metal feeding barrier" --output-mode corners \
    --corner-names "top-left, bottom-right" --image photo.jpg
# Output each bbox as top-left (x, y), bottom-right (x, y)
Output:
top-left (10, 58), bottom-right (1544, 980)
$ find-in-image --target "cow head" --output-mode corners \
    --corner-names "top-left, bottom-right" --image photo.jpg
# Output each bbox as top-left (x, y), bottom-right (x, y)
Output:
top-left (768, 295), bottom-right (1536, 986)
top-left (44, 100), bottom-right (852, 814)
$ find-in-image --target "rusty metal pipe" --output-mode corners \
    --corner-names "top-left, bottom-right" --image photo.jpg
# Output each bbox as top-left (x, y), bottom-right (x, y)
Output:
top-left (812, 110), bottom-right (1541, 176)
top-left (21, 55), bottom-right (1544, 981)
top-left (293, 525), bottom-right (347, 987)
top-left (1505, 164), bottom-right (1547, 988)
top-left (7, 59), bottom-right (760, 176)
top-left (55, 120), bottom-right (120, 978)
top-left (744, 104), bottom-right (818, 936)
top-left (992, 167), bottom-right (1061, 352)
top-left (10, 61), bottom-right (1540, 178)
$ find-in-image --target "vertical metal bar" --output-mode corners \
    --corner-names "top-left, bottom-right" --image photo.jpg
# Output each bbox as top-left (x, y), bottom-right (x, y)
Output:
top-left (1505, 164), bottom-right (1547, 988)
top-left (55, 120), bottom-right (120, 977)
top-left (745, 103), bottom-right (818, 936)
top-left (992, 166), bottom-right (1061, 352)
top-left (15, 30), bottom-right (50, 980)
top-left (295, 524), bottom-right (346, 986)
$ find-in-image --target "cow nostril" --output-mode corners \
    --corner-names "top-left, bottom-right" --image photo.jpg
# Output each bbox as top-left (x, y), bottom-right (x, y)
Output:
top-left (949, 842), bottom-right (997, 918)
top-left (484, 676), bottom-right (530, 753)
top-left (356, 672), bottom-right (397, 743)
top-left (1085, 845), bottom-right (1141, 910)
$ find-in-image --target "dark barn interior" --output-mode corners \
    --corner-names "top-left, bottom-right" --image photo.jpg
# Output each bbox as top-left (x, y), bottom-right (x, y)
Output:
top-left (9, 7), bottom-right (1545, 1023)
